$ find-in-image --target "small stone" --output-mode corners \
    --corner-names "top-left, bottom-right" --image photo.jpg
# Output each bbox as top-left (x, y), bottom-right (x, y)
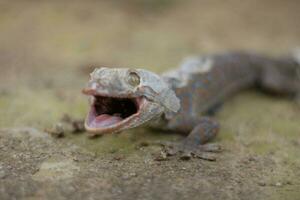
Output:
top-left (61, 114), bottom-right (85, 133)
top-left (180, 152), bottom-right (192, 160)
top-left (146, 178), bottom-right (152, 183)
top-left (275, 182), bottom-right (282, 187)
top-left (258, 181), bottom-right (266, 186)
top-left (73, 157), bottom-right (79, 162)
top-left (129, 172), bottom-right (137, 177)
top-left (0, 170), bottom-right (6, 179)
top-left (138, 141), bottom-right (150, 147)
top-left (285, 180), bottom-right (292, 185)
top-left (72, 120), bottom-right (85, 133)
top-left (154, 151), bottom-right (168, 161)
top-left (113, 155), bottom-right (124, 161)
top-left (248, 156), bottom-right (256, 162)
top-left (122, 172), bottom-right (136, 180)
top-left (45, 123), bottom-right (65, 138)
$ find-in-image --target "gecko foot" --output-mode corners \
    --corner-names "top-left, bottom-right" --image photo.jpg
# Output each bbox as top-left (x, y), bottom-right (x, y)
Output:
top-left (162, 142), bottom-right (222, 161)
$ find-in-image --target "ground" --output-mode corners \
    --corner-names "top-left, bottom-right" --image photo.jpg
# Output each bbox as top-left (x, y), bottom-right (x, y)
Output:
top-left (0, 0), bottom-right (300, 199)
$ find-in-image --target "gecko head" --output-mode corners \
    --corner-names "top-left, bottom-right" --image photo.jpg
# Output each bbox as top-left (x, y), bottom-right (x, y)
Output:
top-left (82, 67), bottom-right (180, 135)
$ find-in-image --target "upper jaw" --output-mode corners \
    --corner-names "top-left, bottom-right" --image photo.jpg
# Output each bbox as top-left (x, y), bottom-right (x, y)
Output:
top-left (82, 88), bottom-right (138, 99)
top-left (82, 88), bottom-right (147, 135)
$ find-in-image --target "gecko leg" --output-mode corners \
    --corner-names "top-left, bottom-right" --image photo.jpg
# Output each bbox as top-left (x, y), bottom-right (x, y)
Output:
top-left (164, 117), bottom-right (221, 161)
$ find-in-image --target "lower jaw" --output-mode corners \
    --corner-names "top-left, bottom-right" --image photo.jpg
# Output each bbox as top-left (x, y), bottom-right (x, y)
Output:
top-left (84, 97), bottom-right (145, 135)
top-left (84, 115), bottom-right (137, 135)
top-left (84, 110), bottom-right (125, 135)
top-left (90, 114), bottom-right (123, 128)
top-left (84, 123), bottom-right (123, 135)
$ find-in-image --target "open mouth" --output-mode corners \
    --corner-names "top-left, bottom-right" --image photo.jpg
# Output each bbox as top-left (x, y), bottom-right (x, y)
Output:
top-left (84, 93), bottom-right (144, 133)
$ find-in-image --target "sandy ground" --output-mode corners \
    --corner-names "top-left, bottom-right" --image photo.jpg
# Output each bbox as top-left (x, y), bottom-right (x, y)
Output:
top-left (0, 0), bottom-right (300, 199)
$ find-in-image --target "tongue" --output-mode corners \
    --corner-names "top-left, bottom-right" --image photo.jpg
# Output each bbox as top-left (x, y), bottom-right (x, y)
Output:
top-left (91, 114), bottom-right (122, 128)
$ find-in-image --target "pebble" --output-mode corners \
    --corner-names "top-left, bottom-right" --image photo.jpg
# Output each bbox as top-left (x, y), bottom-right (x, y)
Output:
top-left (258, 181), bottom-right (266, 187)
top-left (275, 182), bottom-right (282, 187)
top-left (0, 170), bottom-right (6, 179)
top-left (45, 123), bottom-right (65, 138)
top-left (154, 151), bottom-right (168, 161)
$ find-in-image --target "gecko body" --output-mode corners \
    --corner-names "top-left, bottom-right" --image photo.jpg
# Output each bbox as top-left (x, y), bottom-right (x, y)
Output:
top-left (82, 52), bottom-right (300, 157)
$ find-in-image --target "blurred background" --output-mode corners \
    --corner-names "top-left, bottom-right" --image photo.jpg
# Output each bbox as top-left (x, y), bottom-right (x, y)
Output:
top-left (0, 1), bottom-right (300, 199)
top-left (1, 0), bottom-right (299, 128)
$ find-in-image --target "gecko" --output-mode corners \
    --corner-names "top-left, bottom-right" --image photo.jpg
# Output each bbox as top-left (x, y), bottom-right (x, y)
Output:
top-left (82, 52), bottom-right (300, 159)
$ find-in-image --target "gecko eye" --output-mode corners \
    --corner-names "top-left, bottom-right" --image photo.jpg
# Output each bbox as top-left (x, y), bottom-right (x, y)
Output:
top-left (127, 72), bottom-right (140, 87)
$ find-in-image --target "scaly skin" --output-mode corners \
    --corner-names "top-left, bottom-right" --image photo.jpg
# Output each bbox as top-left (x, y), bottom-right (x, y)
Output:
top-left (83, 52), bottom-right (300, 160)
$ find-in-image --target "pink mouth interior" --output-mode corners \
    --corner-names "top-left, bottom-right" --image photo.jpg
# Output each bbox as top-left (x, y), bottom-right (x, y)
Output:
top-left (89, 113), bottom-right (123, 128)
top-left (87, 96), bottom-right (142, 129)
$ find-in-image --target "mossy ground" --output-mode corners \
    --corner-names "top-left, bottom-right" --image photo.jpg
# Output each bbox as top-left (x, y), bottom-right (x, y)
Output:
top-left (0, 1), bottom-right (299, 199)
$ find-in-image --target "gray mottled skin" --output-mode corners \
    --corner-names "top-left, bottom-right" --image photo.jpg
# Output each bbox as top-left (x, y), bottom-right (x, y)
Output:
top-left (83, 52), bottom-right (300, 158)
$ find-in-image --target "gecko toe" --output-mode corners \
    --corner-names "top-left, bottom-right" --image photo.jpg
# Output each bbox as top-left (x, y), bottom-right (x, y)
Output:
top-left (198, 143), bottom-right (222, 152)
top-left (193, 151), bottom-right (217, 161)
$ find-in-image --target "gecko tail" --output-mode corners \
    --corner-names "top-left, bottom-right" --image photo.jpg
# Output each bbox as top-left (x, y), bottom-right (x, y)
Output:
top-left (291, 47), bottom-right (300, 65)
top-left (257, 52), bottom-right (300, 96)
